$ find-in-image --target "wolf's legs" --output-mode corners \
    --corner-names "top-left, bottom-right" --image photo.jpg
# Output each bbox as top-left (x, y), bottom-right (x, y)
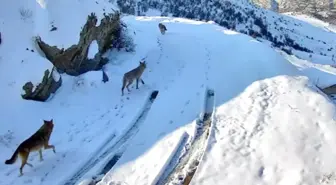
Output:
top-left (44, 143), bottom-right (56, 153)
top-left (19, 152), bottom-right (32, 176)
top-left (39, 149), bottom-right (43, 161)
top-left (126, 80), bottom-right (133, 92)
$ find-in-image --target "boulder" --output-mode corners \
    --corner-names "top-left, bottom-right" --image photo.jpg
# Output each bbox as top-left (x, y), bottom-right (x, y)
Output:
top-left (21, 67), bottom-right (62, 102)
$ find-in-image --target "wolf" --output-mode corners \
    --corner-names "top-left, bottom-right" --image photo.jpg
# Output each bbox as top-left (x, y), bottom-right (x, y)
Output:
top-left (121, 60), bottom-right (147, 96)
top-left (158, 23), bottom-right (167, 35)
top-left (5, 119), bottom-right (56, 176)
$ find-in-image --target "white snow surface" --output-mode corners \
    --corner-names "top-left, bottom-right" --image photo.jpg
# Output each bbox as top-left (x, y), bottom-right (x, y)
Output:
top-left (88, 40), bottom-right (99, 59)
top-left (192, 76), bottom-right (336, 185)
top-left (1, 1), bottom-right (336, 185)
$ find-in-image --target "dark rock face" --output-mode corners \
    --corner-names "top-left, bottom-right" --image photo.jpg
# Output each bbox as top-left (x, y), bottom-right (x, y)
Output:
top-left (34, 12), bottom-right (133, 76)
top-left (21, 67), bottom-right (62, 102)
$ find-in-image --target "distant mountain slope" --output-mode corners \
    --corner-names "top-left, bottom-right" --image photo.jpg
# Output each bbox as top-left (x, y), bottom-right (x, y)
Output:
top-left (251, 0), bottom-right (335, 12)
top-left (251, 0), bottom-right (336, 25)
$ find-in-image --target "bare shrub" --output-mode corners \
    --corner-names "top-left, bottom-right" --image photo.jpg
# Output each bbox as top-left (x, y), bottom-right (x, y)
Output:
top-left (19, 7), bottom-right (33, 21)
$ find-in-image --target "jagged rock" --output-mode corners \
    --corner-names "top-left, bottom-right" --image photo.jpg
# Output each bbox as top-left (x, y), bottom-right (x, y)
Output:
top-left (21, 67), bottom-right (62, 102)
top-left (35, 36), bottom-right (64, 62)
top-left (34, 11), bottom-right (132, 76)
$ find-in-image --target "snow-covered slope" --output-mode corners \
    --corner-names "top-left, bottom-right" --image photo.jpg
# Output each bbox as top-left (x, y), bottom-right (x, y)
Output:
top-left (1, 1), bottom-right (336, 185)
top-left (118, 0), bottom-right (336, 69)
top-left (284, 12), bottom-right (336, 34)
top-left (192, 76), bottom-right (336, 185)
top-left (93, 17), bottom-right (336, 185)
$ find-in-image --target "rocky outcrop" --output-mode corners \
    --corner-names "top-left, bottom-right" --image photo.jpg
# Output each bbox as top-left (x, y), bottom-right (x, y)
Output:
top-left (21, 11), bottom-right (134, 102)
top-left (35, 11), bottom-right (133, 76)
top-left (22, 67), bottom-right (62, 102)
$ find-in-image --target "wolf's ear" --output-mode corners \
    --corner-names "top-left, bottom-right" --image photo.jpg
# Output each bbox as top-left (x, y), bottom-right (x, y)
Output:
top-left (50, 119), bottom-right (53, 122)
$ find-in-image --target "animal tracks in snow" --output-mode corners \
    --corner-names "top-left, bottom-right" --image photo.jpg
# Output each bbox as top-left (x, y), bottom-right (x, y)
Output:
top-left (220, 81), bottom-right (277, 158)
top-left (62, 90), bottom-right (159, 185)
top-left (204, 47), bottom-right (212, 81)
top-left (156, 38), bottom-right (163, 64)
top-left (74, 88), bottom-right (216, 185)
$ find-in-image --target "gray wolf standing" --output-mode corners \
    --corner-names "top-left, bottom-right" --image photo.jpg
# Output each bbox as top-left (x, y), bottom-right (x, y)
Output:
top-left (121, 60), bottom-right (147, 95)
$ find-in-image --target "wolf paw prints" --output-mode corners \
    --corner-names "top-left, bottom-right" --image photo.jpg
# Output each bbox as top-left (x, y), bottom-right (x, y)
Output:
top-left (204, 47), bottom-right (211, 81)
top-left (0, 130), bottom-right (14, 148)
top-left (156, 38), bottom-right (163, 64)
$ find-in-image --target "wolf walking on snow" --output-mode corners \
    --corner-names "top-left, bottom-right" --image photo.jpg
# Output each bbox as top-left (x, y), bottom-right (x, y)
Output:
top-left (121, 60), bottom-right (147, 96)
top-left (4, 119), bottom-right (56, 176)
top-left (158, 23), bottom-right (167, 35)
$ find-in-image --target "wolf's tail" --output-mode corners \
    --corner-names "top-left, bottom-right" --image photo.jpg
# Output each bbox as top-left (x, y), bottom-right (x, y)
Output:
top-left (5, 147), bottom-right (20, 164)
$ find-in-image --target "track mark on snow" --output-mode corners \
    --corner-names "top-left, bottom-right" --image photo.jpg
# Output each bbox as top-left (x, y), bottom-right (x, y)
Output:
top-left (158, 88), bottom-right (215, 185)
top-left (63, 90), bottom-right (160, 185)
top-left (100, 153), bottom-right (122, 175)
top-left (156, 38), bottom-right (163, 64)
top-left (204, 47), bottom-right (211, 81)
top-left (154, 133), bottom-right (190, 185)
